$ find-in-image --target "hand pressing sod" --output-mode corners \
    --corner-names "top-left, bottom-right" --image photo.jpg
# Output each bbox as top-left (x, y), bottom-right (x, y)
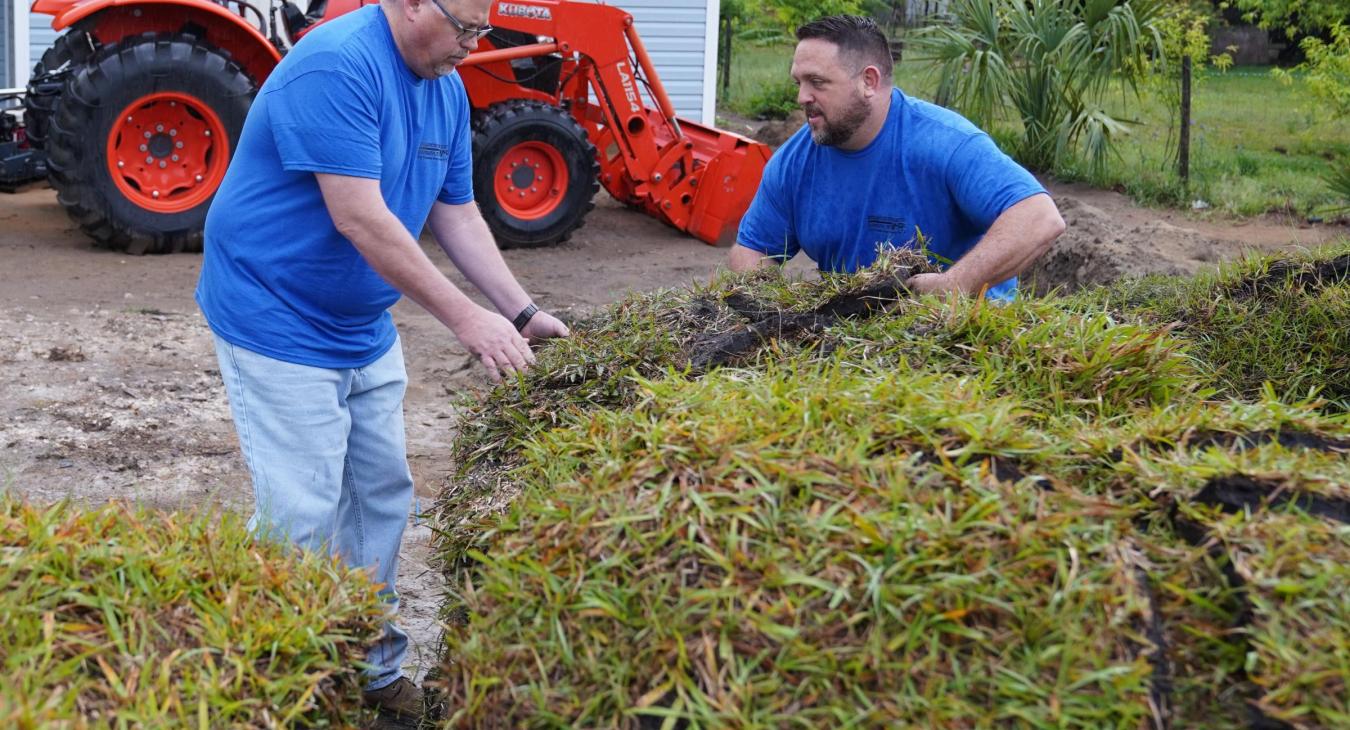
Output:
top-left (453, 305), bottom-right (569, 382)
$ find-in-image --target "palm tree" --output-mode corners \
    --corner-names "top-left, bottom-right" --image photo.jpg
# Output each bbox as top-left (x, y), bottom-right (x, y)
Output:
top-left (913, 0), bottom-right (1165, 173)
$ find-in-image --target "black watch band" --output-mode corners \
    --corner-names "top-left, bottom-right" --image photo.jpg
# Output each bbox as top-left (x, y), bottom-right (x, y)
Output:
top-left (512, 302), bottom-right (539, 332)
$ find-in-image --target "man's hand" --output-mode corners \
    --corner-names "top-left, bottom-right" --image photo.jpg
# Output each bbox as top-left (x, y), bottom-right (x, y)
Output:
top-left (521, 311), bottom-right (570, 342)
top-left (450, 306), bottom-right (535, 382)
top-left (905, 271), bottom-right (966, 295)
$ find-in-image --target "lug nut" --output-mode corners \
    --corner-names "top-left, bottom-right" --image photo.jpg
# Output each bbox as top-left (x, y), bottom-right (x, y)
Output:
top-left (117, 160), bottom-right (124, 168)
top-left (156, 124), bottom-right (164, 132)
top-left (176, 141), bottom-right (183, 149)
top-left (530, 187), bottom-right (537, 192)
top-left (144, 131), bottom-right (152, 139)
top-left (508, 186), bottom-right (515, 192)
top-left (158, 161), bottom-right (167, 169)
top-left (151, 191), bottom-right (160, 199)
top-left (519, 192), bottom-right (526, 198)
top-left (171, 155), bottom-right (179, 162)
top-left (537, 175), bottom-right (543, 181)
top-left (145, 156), bottom-right (153, 164)
top-left (126, 116), bottom-right (133, 122)
top-left (195, 174), bottom-right (203, 182)
top-left (169, 129), bottom-right (177, 137)
top-left (139, 144), bottom-right (147, 152)
top-left (204, 130), bottom-right (211, 137)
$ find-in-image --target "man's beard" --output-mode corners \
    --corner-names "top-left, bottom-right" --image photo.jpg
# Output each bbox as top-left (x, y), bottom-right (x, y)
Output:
top-left (805, 92), bottom-right (870, 147)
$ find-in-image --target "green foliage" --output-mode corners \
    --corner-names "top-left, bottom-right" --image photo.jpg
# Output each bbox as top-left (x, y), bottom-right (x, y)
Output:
top-left (763, 0), bottom-right (865, 32)
top-left (431, 244), bottom-right (1350, 727)
top-left (744, 78), bottom-right (800, 119)
top-left (1273, 22), bottom-right (1350, 119)
top-left (1326, 158), bottom-right (1350, 213)
top-left (1228, 0), bottom-right (1350, 35)
top-left (0, 499), bottom-right (385, 728)
top-left (912, 0), bottom-right (1167, 173)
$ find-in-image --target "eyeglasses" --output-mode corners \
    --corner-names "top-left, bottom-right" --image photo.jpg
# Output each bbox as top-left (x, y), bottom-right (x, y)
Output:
top-left (428, 0), bottom-right (493, 42)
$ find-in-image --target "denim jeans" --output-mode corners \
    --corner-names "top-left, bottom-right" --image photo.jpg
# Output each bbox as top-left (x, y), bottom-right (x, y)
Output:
top-left (213, 334), bottom-right (412, 691)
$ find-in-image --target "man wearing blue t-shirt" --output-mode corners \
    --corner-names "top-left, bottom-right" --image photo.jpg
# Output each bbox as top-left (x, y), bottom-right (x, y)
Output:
top-left (731, 15), bottom-right (1065, 300)
top-left (195, 0), bottom-right (566, 721)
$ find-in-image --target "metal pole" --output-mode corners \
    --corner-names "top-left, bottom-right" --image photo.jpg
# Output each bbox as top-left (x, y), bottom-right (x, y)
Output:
top-left (1179, 55), bottom-right (1191, 183)
top-left (721, 17), bottom-right (732, 97)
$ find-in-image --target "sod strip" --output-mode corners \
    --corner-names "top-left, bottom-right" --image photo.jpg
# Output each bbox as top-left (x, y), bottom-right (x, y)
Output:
top-left (0, 498), bottom-right (385, 728)
top-left (1174, 505), bottom-right (1350, 729)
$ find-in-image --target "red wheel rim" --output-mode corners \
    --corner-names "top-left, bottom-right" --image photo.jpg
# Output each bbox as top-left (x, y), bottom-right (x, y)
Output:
top-left (105, 92), bottom-right (230, 214)
top-left (493, 141), bottom-right (568, 220)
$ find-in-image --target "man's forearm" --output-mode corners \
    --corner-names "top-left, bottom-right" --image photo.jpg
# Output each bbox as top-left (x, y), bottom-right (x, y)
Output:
top-left (729, 243), bottom-right (775, 272)
top-left (333, 206), bottom-right (482, 330)
top-left (945, 193), bottom-right (1065, 293)
top-left (428, 203), bottom-right (532, 317)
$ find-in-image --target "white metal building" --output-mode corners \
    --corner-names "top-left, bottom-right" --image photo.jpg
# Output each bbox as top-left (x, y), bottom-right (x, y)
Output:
top-left (6, 0), bottom-right (719, 124)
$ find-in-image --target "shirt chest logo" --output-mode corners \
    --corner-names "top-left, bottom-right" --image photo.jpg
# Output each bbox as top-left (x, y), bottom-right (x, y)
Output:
top-left (417, 143), bottom-right (449, 161)
top-left (867, 215), bottom-right (906, 233)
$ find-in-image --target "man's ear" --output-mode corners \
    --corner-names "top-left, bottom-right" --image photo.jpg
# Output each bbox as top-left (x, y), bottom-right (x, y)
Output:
top-left (860, 64), bottom-right (883, 97)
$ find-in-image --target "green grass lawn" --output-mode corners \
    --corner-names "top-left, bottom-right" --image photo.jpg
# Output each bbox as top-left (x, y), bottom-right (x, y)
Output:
top-left (717, 42), bottom-right (1350, 218)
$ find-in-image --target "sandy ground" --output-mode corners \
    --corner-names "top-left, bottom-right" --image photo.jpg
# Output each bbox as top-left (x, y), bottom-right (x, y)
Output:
top-left (0, 179), bottom-right (1345, 682)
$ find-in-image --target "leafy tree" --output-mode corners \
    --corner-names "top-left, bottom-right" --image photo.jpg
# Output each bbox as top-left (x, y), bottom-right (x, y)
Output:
top-left (1226, 0), bottom-right (1350, 36)
top-left (1271, 23), bottom-right (1350, 212)
top-left (912, 0), bottom-right (1167, 173)
top-left (765, 0), bottom-right (867, 33)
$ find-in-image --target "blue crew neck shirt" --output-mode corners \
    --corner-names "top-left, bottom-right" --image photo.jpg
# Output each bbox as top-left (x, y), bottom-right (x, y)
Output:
top-left (196, 5), bottom-right (473, 368)
top-left (737, 88), bottom-right (1045, 300)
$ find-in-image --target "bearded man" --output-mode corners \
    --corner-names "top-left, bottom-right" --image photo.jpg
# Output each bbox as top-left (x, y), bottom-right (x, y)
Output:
top-left (730, 15), bottom-right (1065, 300)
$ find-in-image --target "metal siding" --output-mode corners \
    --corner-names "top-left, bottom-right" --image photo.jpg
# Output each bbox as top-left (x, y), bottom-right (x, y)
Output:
top-left (30, 9), bottom-right (59, 72)
top-left (612, 0), bottom-right (709, 121)
top-left (2, 0), bottom-right (12, 87)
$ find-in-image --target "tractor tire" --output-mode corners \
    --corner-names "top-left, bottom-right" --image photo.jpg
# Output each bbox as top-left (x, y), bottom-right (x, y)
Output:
top-left (23, 27), bottom-right (97, 151)
top-left (46, 34), bottom-right (254, 254)
top-left (472, 101), bottom-right (599, 249)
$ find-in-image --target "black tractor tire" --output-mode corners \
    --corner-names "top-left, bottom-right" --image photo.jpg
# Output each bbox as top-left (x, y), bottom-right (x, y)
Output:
top-left (23, 27), bottom-right (98, 151)
top-left (472, 101), bottom-right (599, 249)
top-left (46, 34), bottom-right (254, 254)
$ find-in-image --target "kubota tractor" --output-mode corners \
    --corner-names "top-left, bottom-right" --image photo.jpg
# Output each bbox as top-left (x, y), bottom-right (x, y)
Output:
top-left (22, 0), bottom-right (770, 253)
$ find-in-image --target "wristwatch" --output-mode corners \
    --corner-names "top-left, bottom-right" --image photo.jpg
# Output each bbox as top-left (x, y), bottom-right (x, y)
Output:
top-left (512, 302), bottom-right (539, 332)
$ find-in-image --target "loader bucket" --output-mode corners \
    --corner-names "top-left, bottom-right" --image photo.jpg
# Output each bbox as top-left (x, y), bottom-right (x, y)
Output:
top-left (642, 115), bottom-right (771, 246)
top-left (682, 119), bottom-right (771, 246)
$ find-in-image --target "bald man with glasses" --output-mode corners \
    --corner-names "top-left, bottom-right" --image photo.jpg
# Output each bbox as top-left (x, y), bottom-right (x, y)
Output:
top-left (196, 0), bottom-right (566, 724)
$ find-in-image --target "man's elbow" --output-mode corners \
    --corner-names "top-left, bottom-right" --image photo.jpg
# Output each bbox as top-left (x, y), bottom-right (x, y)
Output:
top-left (728, 244), bottom-right (769, 272)
top-left (1033, 198), bottom-right (1066, 258)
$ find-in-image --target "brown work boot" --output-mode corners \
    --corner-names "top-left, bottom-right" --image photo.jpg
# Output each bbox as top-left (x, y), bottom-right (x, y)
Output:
top-left (363, 676), bottom-right (424, 729)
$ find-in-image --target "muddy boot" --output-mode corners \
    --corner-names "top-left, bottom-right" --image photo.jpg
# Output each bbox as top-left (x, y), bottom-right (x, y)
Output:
top-left (363, 676), bottom-right (424, 729)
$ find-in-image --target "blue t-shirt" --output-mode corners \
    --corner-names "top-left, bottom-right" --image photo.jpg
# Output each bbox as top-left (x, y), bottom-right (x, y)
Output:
top-left (196, 5), bottom-right (473, 368)
top-left (737, 88), bottom-right (1044, 300)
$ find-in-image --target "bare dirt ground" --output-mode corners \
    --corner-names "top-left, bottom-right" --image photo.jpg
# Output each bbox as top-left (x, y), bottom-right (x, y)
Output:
top-left (0, 181), bottom-right (1345, 681)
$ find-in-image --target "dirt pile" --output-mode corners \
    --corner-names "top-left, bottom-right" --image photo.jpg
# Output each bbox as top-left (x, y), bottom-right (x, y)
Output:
top-left (1024, 195), bottom-right (1227, 293)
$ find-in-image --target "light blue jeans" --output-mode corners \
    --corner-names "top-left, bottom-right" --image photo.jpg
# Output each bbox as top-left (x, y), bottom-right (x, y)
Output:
top-left (214, 334), bottom-right (411, 691)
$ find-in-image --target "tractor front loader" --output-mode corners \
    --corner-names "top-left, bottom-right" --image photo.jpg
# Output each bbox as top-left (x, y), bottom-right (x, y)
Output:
top-left (22, 0), bottom-right (770, 254)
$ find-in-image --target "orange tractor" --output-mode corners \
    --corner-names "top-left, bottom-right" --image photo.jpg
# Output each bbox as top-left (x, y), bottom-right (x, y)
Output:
top-left (22, 0), bottom-right (770, 253)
